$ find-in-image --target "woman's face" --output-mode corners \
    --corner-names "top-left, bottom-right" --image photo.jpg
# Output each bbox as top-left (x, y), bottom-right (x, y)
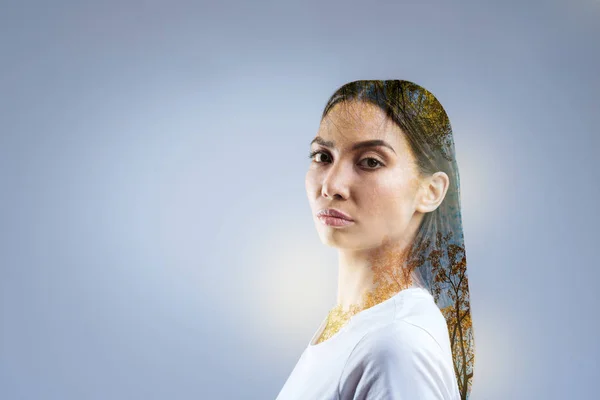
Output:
top-left (305, 101), bottom-right (425, 251)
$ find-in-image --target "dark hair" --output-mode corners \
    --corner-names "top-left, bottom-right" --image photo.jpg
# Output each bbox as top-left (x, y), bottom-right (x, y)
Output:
top-left (321, 80), bottom-right (475, 400)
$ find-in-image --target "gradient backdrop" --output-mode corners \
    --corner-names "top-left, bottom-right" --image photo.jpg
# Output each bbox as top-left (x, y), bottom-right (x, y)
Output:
top-left (1, 0), bottom-right (598, 399)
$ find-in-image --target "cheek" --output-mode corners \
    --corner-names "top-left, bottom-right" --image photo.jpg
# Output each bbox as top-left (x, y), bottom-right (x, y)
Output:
top-left (305, 171), bottom-right (312, 191)
top-left (363, 180), bottom-right (411, 220)
top-left (305, 171), bottom-right (318, 199)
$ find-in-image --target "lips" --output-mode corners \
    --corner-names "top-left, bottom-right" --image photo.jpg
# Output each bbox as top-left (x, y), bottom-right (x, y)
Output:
top-left (316, 208), bottom-right (354, 221)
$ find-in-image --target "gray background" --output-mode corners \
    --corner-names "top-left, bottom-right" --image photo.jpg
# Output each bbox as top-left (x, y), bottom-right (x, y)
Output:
top-left (1, 0), bottom-right (598, 399)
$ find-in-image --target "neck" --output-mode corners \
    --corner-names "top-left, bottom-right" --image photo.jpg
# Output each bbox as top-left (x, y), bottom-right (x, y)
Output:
top-left (335, 235), bottom-right (415, 314)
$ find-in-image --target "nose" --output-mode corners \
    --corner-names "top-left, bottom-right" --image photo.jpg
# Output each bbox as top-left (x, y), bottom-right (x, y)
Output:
top-left (321, 162), bottom-right (350, 200)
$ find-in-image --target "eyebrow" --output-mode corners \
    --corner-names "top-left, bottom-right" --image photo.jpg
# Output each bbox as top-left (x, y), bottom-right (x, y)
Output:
top-left (310, 136), bottom-right (396, 154)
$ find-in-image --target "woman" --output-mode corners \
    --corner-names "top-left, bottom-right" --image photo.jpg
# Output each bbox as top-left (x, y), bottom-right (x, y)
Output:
top-left (276, 80), bottom-right (475, 400)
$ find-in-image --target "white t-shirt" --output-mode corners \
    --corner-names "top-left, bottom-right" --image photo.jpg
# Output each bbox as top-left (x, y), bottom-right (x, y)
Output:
top-left (276, 287), bottom-right (461, 400)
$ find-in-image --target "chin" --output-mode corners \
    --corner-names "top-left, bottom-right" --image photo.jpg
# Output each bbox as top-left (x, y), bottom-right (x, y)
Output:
top-left (318, 229), bottom-right (359, 248)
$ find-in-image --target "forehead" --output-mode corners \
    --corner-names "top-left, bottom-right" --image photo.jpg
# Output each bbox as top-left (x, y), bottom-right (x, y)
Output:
top-left (317, 101), bottom-right (404, 146)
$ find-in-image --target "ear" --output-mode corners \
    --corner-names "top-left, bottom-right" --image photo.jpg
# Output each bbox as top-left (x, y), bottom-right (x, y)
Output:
top-left (415, 172), bottom-right (450, 214)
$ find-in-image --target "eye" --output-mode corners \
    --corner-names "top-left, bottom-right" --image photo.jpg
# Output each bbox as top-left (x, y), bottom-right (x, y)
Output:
top-left (308, 150), bottom-right (332, 163)
top-left (358, 157), bottom-right (384, 169)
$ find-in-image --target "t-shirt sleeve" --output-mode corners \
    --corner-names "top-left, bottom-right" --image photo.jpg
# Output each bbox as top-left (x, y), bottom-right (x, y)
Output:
top-left (338, 321), bottom-right (458, 400)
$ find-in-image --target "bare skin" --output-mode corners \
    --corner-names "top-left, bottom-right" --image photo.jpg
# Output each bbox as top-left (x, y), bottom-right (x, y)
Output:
top-left (305, 101), bottom-right (449, 343)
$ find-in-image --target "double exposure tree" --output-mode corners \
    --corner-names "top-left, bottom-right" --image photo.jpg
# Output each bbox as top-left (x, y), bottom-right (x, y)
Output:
top-left (428, 231), bottom-right (474, 400)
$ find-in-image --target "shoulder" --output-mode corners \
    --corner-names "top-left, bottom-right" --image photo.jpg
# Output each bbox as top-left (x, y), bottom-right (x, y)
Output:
top-left (338, 321), bottom-right (457, 399)
top-left (394, 288), bottom-right (454, 358)
top-left (346, 320), bottom-right (445, 369)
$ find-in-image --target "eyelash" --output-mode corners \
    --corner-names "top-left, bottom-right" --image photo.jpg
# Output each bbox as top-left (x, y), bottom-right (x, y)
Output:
top-left (307, 150), bottom-right (385, 169)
